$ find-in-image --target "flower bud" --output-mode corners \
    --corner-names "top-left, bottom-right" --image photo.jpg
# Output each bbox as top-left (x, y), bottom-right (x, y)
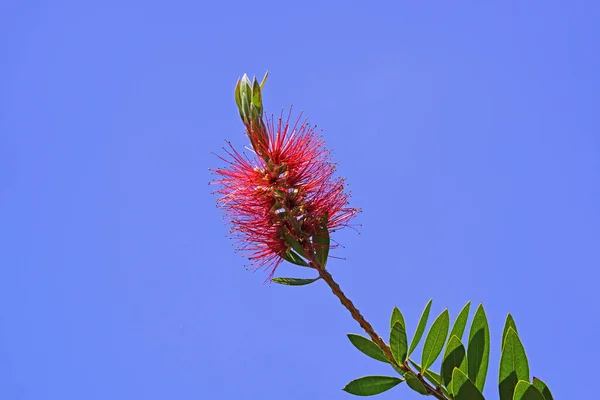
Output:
top-left (234, 72), bottom-right (269, 157)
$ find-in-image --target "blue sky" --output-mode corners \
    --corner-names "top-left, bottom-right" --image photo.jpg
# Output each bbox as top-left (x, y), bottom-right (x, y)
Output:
top-left (1, 1), bottom-right (599, 399)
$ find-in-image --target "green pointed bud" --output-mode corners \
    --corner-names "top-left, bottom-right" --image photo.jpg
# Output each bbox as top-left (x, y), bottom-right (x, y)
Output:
top-left (235, 73), bottom-right (267, 126)
top-left (241, 74), bottom-right (254, 123)
top-left (234, 72), bottom-right (270, 159)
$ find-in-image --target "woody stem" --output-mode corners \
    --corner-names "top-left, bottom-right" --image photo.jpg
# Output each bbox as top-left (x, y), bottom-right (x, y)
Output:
top-left (308, 255), bottom-right (448, 399)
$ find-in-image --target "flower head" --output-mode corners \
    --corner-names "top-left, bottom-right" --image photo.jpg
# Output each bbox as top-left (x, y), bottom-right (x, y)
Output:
top-left (212, 74), bottom-right (358, 279)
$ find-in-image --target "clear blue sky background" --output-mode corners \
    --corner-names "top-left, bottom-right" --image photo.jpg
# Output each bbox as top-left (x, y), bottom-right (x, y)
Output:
top-left (1, 1), bottom-right (599, 399)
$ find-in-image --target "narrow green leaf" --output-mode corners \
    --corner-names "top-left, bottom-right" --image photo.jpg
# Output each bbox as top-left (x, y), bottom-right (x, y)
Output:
top-left (234, 78), bottom-right (242, 111)
top-left (408, 359), bottom-right (442, 387)
top-left (347, 334), bottom-right (389, 363)
top-left (240, 86), bottom-right (250, 121)
top-left (408, 299), bottom-right (433, 356)
top-left (532, 377), bottom-right (554, 400)
top-left (251, 77), bottom-right (262, 114)
top-left (452, 368), bottom-right (485, 400)
top-left (441, 335), bottom-right (467, 387)
top-left (271, 277), bottom-right (319, 286)
top-left (390, 321), bottom-right (408, 364)
top-left (502, 313), bottom-right (518, 351)
top-left (283, 229), bottom-right (308, 259)
top-left (390, 306), bottom-right (406, 330)
top-left (313, 213), bottom-right (330, 267)
top-left (421, 309), bottom-right (450, 373)
top-left (405, 372), bottom-right (428, 395)
top-left (499, 327), bottom-right (530, 400)
top-left (343, 376), bottom-right (403, 396)
top-left (467, 304), bottom-right (490, 392)
top-left (281, 249), bottom-right (309, 267)
top-left (513, 380), bottom-right (545, 400)
top-left (259, 71), bottom-right (269, 89)
top-left (449, 301), bottom-right (471, 342)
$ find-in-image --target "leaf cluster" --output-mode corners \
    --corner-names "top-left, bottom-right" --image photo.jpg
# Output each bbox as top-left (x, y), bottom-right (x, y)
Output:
top-left (344, 300), bottom-right (553, 399)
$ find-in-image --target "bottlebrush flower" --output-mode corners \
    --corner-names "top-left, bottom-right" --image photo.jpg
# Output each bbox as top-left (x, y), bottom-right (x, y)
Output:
top-left (211, 74), bottom-right (359, 279)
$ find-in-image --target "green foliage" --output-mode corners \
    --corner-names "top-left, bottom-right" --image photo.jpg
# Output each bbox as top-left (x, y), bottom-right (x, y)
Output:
top-left (282, 228), bottom-right (309, 259)
top-left (513, 380), bottom-right (545, 400)
top-left (532, 377), bottom-right (554, 400)
top-left (404, 372), bottom-right (428, 395)
top-left (408, 359), bottom-right (442, 387)
top-left (449, 301), bottom-right (471, 342)
top-left (343, 302), bottom-right (545, 400)
top-left (347, 334), bottom-right (389, 363)
top-left (343, 376), bottom-right (403, 396)
top-left (408, 299), bottom-right (433, 356)
top-left (421, 309), bottom-right (450, 373)
top-left (499, 327), bottom-right (529, 400)
top-left (313, 214), bottom-right (330, 267)
top-left (467, 304), bottom-right (490, 392)
top-left (390, 321), bottom-right (408, 364)
top-left (281, 249), bottom-right (309, 266)
top-left (271, 277), bottom-right (319, 286)
top-left (251, 77), bottom-right (263, 115)
top-left (452, 368), bottom-right (485, 400)
top-left (441, 335), bottom-right (467, 388)
top-left (390, 306), bottom-right (406, 330)
top-left (501, 313), bottom-right (518, 350)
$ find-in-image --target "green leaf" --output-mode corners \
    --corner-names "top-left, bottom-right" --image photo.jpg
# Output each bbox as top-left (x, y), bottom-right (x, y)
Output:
top-left (347, 334), bottom-right (389, 363)
top-left (343, 376), bottom-right (403, 396)
top-left (513, 380), bottom-right (545, 400)
top-left (240, 87), bottom-right (250, 122)
top-left (449, 301), bottom-right (471, 342)
top-left (282, 229), bottom-right (308, 259)
top-left (408, 299), bottom-right (433, 356)
top-left (252, 77), bottom-right (262, 115)
top-left (271, 277), bottom-right (319, 286)
top-left (421, 309), bottom-right (450, 373)
top-left (532, 377), bottom-right (554, 400)
top-left (259, 70), bottom-right (269, 89)
top-left (409, 359), bottom-right (442, 387)
top-left (467, 304), bottom-right (490, 392)
top-left (390, 306), bottom-right (406, 330)
top-left (499, 327), bottom-right (530, 400)
top-left (405, 372), bottom-right (428, 395)
top-left (502, 313), bottom-right (518, 350)
top-left (390, 321), bottom-right (408, 364)
top-left (441, 335), bottom-right (467, 388)
top-left (234, 78), bottom-right (242, 111)
top-left (452, 368), bottom-right (485, 400)
top-left (313, 213), bottom-right (330, 267)
top-left (281, 249), bottom-right (309, 267)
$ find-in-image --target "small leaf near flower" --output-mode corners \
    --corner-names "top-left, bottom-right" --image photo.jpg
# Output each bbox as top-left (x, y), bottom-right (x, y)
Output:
top-left (283, 228), bottom-right (308, 259)
top-left (313, 213), bottom-right (330, 268)
top-left (281, 249), bottom-right (309, 267)
top-left (272, 277), bottom-right (320, 286)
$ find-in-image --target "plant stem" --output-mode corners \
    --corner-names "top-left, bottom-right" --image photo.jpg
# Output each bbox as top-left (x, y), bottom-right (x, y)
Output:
top-left (311, 258), bottom-right (448, 400)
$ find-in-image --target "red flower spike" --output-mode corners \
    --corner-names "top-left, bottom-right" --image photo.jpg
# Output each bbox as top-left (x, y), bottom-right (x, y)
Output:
top-left (213, 105), bottom-right (358, 280)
